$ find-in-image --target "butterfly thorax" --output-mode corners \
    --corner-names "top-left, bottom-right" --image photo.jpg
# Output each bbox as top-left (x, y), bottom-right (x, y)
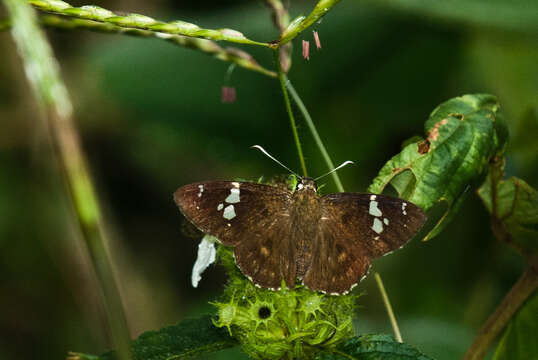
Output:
top-left (291, 178), bottom-right (321, 278)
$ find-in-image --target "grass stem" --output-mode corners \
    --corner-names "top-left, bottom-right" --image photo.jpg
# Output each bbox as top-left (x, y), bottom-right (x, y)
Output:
top-left (375, 273), bottom-right (403, 343)
top-left (4, 1), bottom-right (131, 358)
top-left (275, 48), bottom-right (308, 177)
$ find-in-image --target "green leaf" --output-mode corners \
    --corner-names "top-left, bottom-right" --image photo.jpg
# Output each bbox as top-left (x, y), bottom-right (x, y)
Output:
top-left (71, 315), bottom-right (238, 360)
top-left (478, 176), bottom-right (538, 255)
top-left (315, 334), bottom-right (434, 360)
top-left (493, 292), bottom-right (538, 360)
top-left (369, 94), bottom-right (506, 240)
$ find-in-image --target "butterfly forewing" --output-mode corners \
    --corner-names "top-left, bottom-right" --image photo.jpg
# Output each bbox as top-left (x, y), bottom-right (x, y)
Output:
top-left (174, 181), bottom-right (296, 289)
top-left (175, 178), bottom-right (427, 294)
top-left (303, 193), bottom-right (427, 294)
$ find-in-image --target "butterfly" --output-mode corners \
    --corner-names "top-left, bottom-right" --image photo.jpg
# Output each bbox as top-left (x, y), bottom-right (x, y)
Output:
top-left (174, 176), bottom-right (427, 295)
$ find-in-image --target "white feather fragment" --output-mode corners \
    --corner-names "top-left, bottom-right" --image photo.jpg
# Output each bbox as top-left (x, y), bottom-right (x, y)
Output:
top-left (191, 235), bottom-right (217, 288)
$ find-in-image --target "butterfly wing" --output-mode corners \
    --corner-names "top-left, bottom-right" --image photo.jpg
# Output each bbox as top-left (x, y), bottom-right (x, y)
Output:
top-left (174, 181), bottom-right (296, 289)
top-left (303, 193), bottom-right (427, 294)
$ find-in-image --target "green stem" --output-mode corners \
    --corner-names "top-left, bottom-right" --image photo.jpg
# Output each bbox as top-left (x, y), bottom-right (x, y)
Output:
top-left (286, 80), bottom-right (344, 192)
top-left (286, 72), bottom-right (403, 343)
top-left (4, 1), bottom-right (131, 359)
top-left (275, 48), bottom-right (307, 177)
top-left (375, 273), bottom-right (403, 343)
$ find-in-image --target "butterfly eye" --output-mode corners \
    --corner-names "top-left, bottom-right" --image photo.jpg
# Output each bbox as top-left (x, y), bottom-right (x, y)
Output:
top-left (258, 306), bottom-right (271, 319)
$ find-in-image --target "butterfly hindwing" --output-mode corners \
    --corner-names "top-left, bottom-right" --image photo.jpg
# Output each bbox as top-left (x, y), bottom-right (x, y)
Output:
top-left (304, 193), bottom-right (427, 294)
top-left (174, 181), bottom-right (296, 289)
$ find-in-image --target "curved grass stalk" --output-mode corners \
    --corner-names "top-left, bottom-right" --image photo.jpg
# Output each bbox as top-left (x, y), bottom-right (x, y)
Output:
top-left (4, 1), bottom-right (131, 358)
top-left (29, 0), bottom-right (271, 47)
top-left (22, 14), bottom-right (277, 77)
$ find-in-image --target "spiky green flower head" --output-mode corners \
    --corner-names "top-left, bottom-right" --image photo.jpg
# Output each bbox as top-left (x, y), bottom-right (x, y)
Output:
top-left (213, 245), bottom-right (357, 360)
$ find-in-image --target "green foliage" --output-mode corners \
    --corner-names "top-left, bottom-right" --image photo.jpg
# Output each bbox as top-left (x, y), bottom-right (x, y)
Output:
top-left (478, 174), bottom-right (538, 255)
top-left (212, 247), bottom-right (355, 360)
top-left (315, 334), bottom-right (434, 360)
top-left (369, 94), bottom-right (507, 240)
top-left (73, 316), bottom-right (237, 360)
top-left (494, 293), bottom-right (538, 360)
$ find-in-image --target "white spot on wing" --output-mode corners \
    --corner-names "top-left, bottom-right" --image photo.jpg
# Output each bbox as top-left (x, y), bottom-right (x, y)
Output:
top-left (197, 184), bottom-right (204, 198)
top-left (225, 188), bottom-right (240, 204)
top-left (370, 195), bottom-right (376, 201)
top-left (191, 235), bottom-right (217, 288)
top-left (232, 182), bottom-right (240, 188)
top-left (297, 183), bottom-right (304, 190)
top-left (369, 201), bottom-right (382, 217)
top-left (217, 203), bottom-right (223, 211)
top-left (383, 218), bottom-right (389, 225)
top-left (402, 202), bottom-right (407, 215)
top-left (372, 218), bottom-right (384, 234)
top-left (223, 205), bottom-right (236, 220)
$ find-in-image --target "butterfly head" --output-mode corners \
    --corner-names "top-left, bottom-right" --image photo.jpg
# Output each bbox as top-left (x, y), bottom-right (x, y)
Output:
top-left (296, 177), bottom-right (317, 193)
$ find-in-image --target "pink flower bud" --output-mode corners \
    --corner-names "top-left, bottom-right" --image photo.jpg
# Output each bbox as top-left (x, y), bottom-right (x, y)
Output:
top-left (221, 86), bottom-right (236, 103)
top-left (302, 40), bottom-right (310, 60)
top-left (313, 31), bottom-right (321, 50)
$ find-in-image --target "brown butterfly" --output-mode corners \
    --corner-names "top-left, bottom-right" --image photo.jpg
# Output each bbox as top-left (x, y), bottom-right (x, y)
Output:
top-left (174, 175), bottom-right (426, 295)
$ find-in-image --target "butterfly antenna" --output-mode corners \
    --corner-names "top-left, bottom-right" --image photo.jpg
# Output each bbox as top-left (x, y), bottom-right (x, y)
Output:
top-left (251, 145), bottom-right (301, 178)
top-left (314, 161), bottom-right (355, 181)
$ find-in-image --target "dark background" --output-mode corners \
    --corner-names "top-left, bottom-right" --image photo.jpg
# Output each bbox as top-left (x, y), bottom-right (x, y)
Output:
top-left (1, 0), bottom-right (537, 359)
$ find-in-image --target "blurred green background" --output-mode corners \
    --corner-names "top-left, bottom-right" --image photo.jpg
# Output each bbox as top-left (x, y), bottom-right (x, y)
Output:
top-left (1, 1), bottom-right (537, 359)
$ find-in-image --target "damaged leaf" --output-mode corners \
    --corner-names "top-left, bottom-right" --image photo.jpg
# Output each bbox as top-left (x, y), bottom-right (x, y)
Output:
top-left (369, 94), bottom-right (507, 240)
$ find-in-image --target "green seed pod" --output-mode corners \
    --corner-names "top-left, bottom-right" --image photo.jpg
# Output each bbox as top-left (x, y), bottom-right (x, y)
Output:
top-left (213, 245), bottom-right (356, 360)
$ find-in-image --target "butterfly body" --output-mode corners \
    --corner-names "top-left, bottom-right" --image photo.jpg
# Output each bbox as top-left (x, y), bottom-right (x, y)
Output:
top-left (174, 177), bottom-right (426, 295)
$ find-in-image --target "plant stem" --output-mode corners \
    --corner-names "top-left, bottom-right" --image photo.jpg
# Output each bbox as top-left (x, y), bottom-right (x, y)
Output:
top-left (286, 79), bottom-right (403, 341)
top-left (275, 48), bottom-right (308, 177)
top-left (375, 273), bottom-right (403, 343)
top-left (4, 1), bottom-right (131, 359)
top-left (463, 266), bottom-right (538, 360)
top-left (286, 80), bottom-right (344, 192)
